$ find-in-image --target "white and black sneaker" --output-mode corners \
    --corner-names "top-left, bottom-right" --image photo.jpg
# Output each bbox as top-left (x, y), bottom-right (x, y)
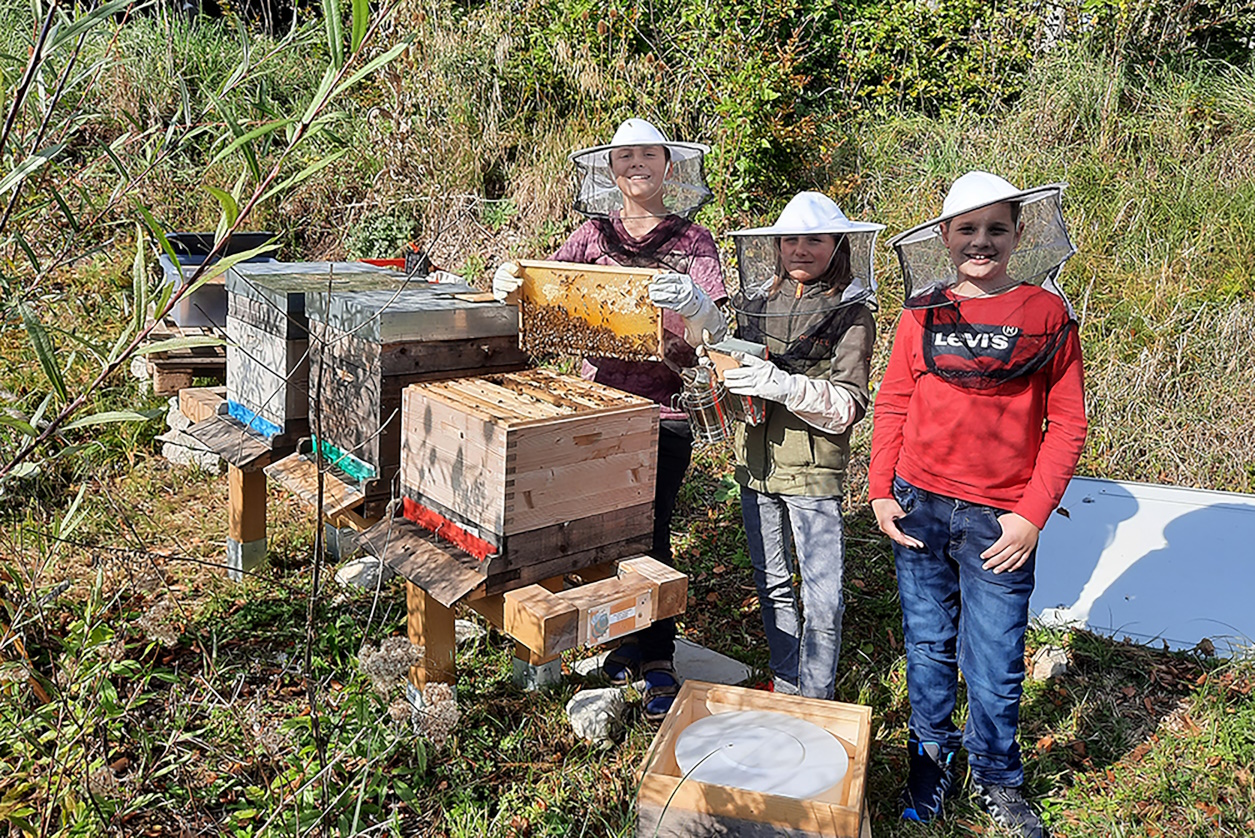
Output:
top-left (972, 783), bottom-right (1049, 838)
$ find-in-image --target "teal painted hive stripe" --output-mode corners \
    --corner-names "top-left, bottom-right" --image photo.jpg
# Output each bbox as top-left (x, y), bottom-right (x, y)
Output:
top-left (310, 436), bottom-right (377, 482)
top-left (227, 401), bottom-right (282, 439)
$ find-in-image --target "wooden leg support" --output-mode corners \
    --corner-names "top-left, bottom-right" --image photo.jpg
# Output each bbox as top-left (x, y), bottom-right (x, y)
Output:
top-left (407, 582), bottom-right (456, 689)
top-left (227, 465), bottom-right (266, 582)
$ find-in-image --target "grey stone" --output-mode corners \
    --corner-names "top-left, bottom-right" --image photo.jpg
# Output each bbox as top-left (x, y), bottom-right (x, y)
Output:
top-left (566, 687), bottom-right (626, 748)
top-left (333, 555), bottom-right (395, 590)
top-left (1030, 645), bottom-right (1069, 680)
top-left (156, 427), bottom-right (224, 472)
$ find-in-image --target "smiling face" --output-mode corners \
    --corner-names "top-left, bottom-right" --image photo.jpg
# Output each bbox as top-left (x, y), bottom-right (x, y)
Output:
top-left (939, 202), bottom-right (1022, 292)
top-left (609, 144), bottom-right (670, 209)
top-left (779, 234), bottom-right (839, 284)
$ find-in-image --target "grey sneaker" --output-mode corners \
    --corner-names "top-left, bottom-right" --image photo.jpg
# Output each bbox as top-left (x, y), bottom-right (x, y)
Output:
top-left (972, 783), bottom-right (1049, 838)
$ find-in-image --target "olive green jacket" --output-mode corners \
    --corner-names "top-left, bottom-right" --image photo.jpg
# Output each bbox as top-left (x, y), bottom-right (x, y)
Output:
top-left (733, 300), bottom-right (876, 497)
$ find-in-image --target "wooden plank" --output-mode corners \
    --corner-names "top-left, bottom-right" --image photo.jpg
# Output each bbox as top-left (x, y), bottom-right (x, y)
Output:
top-left (264, 453), bottom-right (365, 518)
top-left (185, 414), bottom-right (279, 470)
top-left (618, 556), bottom-right (688, 621)
top-left (179, 386), bottom-right (227, 424)
top-left (152, 367), bottom-right (194, 396)
top-left (407, 583), bottom-right (456, 687)
top-left (503, 584), bottom-right (577, 658)
top-left (228, 465), bottom-right (266, 545)
top-left (402, 488), bottom-right (654, 584)
top-left (359, 516), bottom-right (486, 607)
top-left (516, 259), bottom-right (662, 360)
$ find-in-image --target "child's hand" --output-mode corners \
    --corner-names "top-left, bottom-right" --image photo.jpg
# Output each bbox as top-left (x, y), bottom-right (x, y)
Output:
top-left (871, 498), bottom-right (925, 550)
top-left (981, 513), bottom-right (1040, 573)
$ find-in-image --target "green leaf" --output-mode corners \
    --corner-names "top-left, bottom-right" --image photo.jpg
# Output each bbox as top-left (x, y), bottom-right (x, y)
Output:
top-left (210, 118), bottom-right (294, 168)
top-left (48, 0), bottom-right (149, 51)
top-left (206, 185), bottom-right (239, 231)
top-left (135, 204), bottom-right (178, 266)
top-left (18, 301), bottom-right (68, 403)
top-left (323, 0), bottom-right (344, 69)
top-left (300, 67), bottom-right (339, 126)
top-left (60, 409), bottom-right (162, 431)
top-left (58, 483), bottom-right (89, 540)
top-left (219, 109), bottom-right (260, 181)
top-left (350, 0), bottom-right (369, 52)
top-left (131, 226), bottom-right (149, 335)
top-left (48, 181), bottom-right (79, 232)
top-left (327, 43), bottom-right (408, 107)
top-left (258, 149), bottom-right (348, 205)
top-left (13, 233), bottom-right (40, 274)
top-left (133, 336), bottom-right (225, 355)
top-left (0, 145), bottom-right (64, 196)
top-left (0, 415), bottom-right (37, 437)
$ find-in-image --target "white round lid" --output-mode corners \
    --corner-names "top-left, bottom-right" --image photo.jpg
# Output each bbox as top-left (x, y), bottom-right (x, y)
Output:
top-left (673, 710), bottom-right (849, 799)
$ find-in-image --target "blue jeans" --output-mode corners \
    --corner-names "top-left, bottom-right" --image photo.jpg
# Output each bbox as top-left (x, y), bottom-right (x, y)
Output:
top-left (891, 476), bottom-right (1034, 787)
top-left (741, 489), bottom-right (846, 699)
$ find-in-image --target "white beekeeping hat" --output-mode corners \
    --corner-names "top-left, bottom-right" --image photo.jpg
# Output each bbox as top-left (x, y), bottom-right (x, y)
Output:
top-left (889, 171), bottom-right (1076, 309)
top-left (727, 192), bottom-right (885, 363)
top-left (568, 118), bottom-right (713, 219)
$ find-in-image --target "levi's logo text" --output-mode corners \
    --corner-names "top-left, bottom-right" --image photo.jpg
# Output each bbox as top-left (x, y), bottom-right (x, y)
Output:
top-left (928, 323), bottom-right (1020, 362)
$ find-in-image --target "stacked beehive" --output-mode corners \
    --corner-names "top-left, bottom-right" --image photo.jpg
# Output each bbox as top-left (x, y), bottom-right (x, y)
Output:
top-left (399, 368), bottom-right (659, 593)
top-left (224, 261), bottom-right (396, 445)
top-left (302, 278), bottom-right (529, 517)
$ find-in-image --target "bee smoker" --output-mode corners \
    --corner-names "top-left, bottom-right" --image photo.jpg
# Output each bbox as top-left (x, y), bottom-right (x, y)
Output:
top-left (673, 365), bottom-right (738, 444)
top-left (704, 337), bottom-right (769, 427)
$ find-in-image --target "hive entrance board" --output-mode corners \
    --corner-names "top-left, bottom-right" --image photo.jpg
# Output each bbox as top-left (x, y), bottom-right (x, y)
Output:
top-left (515, 260), bottom-right (662, 360)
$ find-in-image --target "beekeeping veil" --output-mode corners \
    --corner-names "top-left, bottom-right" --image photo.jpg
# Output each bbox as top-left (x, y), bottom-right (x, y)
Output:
top-left (890, 172), bottom-right (1078, 389)
top-left (729, 192), bottom-right (884, 372)
top-left (890, 171), bottom-right (1076, 311)
top-left (569, 118), bottom-right (713, 220)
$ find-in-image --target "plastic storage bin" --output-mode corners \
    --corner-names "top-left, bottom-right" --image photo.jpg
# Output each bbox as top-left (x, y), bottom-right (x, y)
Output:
top-left (159, 254), bottom-right (276, 328)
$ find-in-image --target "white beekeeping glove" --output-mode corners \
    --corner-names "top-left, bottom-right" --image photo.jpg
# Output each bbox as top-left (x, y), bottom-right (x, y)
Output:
top-left (648, 272), bottom-right (727, 346)
top-left (492, 262), bottom-right (523, 302)
top-left (723, 353), bottom-right (857, 433)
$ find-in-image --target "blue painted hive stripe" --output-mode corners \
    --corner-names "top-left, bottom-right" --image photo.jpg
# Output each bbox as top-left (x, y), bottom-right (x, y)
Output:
top-left (226, 401), bottom-right (283, 439)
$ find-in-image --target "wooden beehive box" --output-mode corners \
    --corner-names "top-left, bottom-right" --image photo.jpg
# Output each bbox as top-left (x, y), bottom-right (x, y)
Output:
top-left (400, 368), bottom-right (659, 591)
top-left (515, 260), bottom-right (662, 360)
top-left (303, 280), bottom-right (528, 517)
top-left (637, 681), bottom-right (872, 838)
top-left (224, 261), bottom-right (397, 442)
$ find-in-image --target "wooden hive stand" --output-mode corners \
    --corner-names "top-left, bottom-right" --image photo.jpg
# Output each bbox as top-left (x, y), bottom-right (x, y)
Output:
top-left (356, 515), bottom-right (687, 690)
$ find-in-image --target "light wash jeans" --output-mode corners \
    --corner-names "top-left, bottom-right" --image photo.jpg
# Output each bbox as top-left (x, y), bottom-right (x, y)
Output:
top-left (740, 488), bottom-right (846, 699)
top-left (891, 475), bottom-right (1034, 787)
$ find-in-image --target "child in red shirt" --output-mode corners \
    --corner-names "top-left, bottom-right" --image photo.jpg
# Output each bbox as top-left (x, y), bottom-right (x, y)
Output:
top-left (869, 172), bottom-right (1086, 837)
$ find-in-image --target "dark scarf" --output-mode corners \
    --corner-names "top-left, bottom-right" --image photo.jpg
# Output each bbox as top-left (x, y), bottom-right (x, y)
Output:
top-left (593, 214), bottom-right (694, 274)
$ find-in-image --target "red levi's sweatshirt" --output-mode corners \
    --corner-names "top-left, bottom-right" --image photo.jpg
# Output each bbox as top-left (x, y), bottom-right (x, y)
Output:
top-left (868, 284), bottom-right (1087, 530)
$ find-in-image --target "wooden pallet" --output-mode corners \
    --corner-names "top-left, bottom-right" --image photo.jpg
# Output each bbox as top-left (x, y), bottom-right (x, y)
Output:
top-left (144, 318), bottom-right (227, 395)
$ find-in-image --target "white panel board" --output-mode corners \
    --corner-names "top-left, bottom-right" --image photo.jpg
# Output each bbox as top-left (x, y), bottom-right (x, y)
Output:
top-left (1032, 476), bottom-right (1255, 654)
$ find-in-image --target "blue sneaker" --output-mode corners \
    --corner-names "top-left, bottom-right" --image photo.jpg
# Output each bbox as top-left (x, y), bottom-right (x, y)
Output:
top-left (900, 736), bottom-right (956, 822)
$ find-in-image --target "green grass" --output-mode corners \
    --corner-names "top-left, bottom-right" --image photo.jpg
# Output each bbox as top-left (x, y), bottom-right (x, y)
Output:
top-left (2, 0), bottom-right (1254, 835)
